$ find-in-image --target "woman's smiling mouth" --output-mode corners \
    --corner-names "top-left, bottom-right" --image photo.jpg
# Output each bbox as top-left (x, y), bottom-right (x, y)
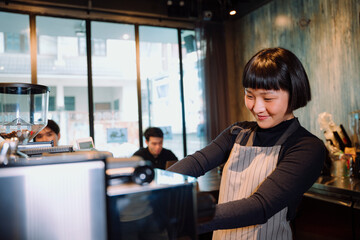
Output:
top-left (257, 115), bottom-right (269, 121)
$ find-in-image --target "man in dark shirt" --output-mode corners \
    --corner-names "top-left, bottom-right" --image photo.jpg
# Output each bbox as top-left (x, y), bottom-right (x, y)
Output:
top-left (133, 127), bottom-right (178, 170)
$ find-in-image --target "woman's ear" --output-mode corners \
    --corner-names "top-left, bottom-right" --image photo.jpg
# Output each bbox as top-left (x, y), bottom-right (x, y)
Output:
top-left (57, 133), bottom-right (61, 141)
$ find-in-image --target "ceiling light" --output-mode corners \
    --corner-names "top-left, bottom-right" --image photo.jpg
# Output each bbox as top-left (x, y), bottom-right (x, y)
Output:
top-left (229, 10), bottom-right (237, 16)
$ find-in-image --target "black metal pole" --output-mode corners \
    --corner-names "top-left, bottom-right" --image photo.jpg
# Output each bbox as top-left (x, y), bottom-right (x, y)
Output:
top-left (135, 25), bottom-right (144, 148)
top-left (177, 29), bottom-right (187, 157)
top-left (86, 20), bottom-right (95, 141)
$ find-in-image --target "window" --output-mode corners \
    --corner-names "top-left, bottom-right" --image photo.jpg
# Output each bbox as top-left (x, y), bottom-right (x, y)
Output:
top-left (92, 38), bottom-right (106, 56)
top-left (64, 96), bottom-right (75, 111)
top-left (139, 26), bottom-right (184, 158)
top-left (181, 30), bottom-right (207, 153)
top-left (5, 33), bottom-right (29, 53)
top-left (49, 96), bottom-right (56, 111)
top-left (114, 99), bottom-right (119, 111)
top-left (36, 16), bottom-right (90, 146)
top-left (91, 21), bottom-right (139, 157)
top-left (0, 12), bottom-right (31, 83)
top-left (5, 33), bottom-right (21, 52)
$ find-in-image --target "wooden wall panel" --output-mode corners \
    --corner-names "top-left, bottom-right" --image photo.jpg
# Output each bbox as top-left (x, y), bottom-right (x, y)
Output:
top-left (227, 0), bottom-right (360, 140)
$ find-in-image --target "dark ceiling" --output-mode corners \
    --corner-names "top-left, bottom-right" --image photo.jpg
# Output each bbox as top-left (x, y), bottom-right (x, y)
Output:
top-left (6, 0), bottom-right (273, 22)
top-left (198, 0), bottom-right (273, 21)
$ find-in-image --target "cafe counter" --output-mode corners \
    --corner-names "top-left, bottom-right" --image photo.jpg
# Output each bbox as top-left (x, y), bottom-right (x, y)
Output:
top-left (304, 175), bottom-right (360, 207)
top-left (296, 176), bottom-right (360, 240)
top-left (196, 169), bottom-right (360, 240)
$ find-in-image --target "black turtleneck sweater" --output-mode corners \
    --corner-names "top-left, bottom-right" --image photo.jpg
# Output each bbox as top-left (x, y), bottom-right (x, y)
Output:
top-left (167, 118), bottom-right (326, 233)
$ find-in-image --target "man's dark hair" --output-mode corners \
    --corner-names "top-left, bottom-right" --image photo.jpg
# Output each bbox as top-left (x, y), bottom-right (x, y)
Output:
top-left (242, 47), bottom-right (311, 113)
top-left (46, 119), bottom-right (60, 135)
top-left (144, 127), bottom-right (163, 141)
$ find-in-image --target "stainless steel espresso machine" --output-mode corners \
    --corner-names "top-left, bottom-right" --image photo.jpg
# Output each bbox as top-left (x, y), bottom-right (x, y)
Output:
top-left (0, 83), bottom-right (214, 240)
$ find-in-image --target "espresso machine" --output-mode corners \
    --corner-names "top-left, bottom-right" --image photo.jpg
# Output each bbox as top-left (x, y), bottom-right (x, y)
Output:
top-left (0, 83), bottom-right (215, 240)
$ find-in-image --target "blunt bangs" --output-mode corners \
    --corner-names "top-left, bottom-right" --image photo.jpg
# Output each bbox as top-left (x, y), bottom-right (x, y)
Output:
top-left (242, 60), bottom-right (290, 92)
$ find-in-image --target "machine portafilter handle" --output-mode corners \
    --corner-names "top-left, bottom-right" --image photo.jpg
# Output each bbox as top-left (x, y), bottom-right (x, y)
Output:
top-left (0, 137), bottom-right (19, 165)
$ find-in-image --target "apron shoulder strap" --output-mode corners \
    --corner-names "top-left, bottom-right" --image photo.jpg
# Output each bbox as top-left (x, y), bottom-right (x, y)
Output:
top-left (231, 126), bottom-right (253, 146)
top-left (274, 119), bottom-right (300, 145)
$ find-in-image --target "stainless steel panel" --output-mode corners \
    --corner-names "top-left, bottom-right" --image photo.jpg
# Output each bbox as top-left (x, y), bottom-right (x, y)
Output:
top-left (0, 160), bottom-right (107, 240)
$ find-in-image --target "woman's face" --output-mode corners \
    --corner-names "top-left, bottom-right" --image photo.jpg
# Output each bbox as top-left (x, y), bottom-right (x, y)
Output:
top-left (245, 88), bottom-right (294, 129)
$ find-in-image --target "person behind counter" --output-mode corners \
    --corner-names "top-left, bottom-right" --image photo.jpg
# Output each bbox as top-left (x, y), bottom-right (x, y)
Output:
top-left (34, 119), bottom-right (61, 146)
top-left (167, 47), bottom-right (326, 239)
top-left (133, 127), bottom-right (178, 170)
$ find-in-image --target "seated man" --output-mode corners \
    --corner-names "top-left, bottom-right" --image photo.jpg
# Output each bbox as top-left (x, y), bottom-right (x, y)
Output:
top-left (133, 127), bottom-right (178, 170)
top-left (34, 119), bottom-right (61, 146)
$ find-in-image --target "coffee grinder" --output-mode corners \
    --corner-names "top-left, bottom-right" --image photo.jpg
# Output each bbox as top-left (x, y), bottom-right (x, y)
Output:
top-left (0, 82), bottom-right (50, 163)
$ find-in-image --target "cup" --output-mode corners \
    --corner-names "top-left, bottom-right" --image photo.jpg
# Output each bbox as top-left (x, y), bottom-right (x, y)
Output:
top-left (330, 154), bottom-right (353, 178)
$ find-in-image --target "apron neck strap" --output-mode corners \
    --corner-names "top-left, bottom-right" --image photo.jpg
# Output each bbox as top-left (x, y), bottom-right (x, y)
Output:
top-left (245, 130), bottom-right (256, 146)
top-left (274, 119), bottom-right (300, 145)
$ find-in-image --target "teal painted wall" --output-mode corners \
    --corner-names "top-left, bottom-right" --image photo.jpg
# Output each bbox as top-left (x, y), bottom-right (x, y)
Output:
top-left (227, 0), bottom-right (360, 140)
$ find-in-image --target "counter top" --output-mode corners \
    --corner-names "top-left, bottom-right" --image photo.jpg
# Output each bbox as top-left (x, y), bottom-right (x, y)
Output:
top-left (310, 176), bottom-right (360, 197)
top-left (305, 175), bottom-right (360, 207)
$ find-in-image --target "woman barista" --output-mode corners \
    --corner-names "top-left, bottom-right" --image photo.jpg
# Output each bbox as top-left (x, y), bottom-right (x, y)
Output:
top-left (167, 47), bottom-right (326, 239)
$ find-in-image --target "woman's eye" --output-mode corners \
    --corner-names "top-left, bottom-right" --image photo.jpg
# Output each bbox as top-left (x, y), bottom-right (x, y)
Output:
top-left (264, 98), bottom-right (274, 101)
top-left (246, 95), bottom-right (253, 99)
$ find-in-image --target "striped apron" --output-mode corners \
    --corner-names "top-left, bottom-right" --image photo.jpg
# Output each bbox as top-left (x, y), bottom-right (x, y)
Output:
top-left (213, 120), bottom-right (299, 240)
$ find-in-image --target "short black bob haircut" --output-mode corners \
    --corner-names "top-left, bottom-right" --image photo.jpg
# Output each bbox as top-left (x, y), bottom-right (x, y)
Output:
top-left (144, 127), bottom-right (163, 141)
top-left (242, 47), bottom-right (311, 113)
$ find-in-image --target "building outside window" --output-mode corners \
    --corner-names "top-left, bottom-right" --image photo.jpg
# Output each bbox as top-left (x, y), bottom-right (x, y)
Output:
top-left (0, 12), bottom-right (31, 83)
top-left (0, 11), bottom-right (207, 159)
